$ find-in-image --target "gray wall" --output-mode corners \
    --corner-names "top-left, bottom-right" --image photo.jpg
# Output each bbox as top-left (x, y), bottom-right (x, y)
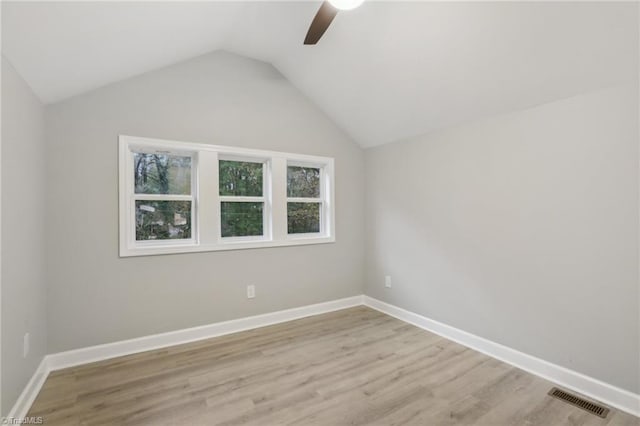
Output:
top-left (45, 51), bottom-right (365, 353)
top-left (1, 57), bottom-right (48, 414)
top-left (6, 44), bottom-right (638, 407)
top-left (365, 85), bottom-right (639, 393)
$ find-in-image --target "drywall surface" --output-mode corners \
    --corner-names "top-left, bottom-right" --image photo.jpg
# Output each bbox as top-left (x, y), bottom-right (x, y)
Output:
top-left (45, 51), bottom-right (365, 352)
top-left (1, 56), bottom-right (48, 414)
top-left (365, 85), bottom-right (639, 393)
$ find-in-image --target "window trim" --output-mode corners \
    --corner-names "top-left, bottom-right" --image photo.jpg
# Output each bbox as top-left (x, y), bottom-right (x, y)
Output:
top-left (119, 135), bottom-right (335, 257)
top-left (286, 161), bottom-right (327, 238)
top-left (218, 157), bottom-right (271, 242)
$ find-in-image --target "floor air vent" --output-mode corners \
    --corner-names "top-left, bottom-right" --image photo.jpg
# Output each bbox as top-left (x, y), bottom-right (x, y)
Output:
top-left (548, 387), bottom-right (609, 418)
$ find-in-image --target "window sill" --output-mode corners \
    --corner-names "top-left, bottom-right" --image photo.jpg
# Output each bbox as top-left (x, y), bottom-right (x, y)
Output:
top-left (120, 235), bottom-right (335, 257)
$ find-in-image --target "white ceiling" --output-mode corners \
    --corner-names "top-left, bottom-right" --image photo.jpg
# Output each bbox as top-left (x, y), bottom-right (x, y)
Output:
top-left (2, 1), bottom-right (637, 147)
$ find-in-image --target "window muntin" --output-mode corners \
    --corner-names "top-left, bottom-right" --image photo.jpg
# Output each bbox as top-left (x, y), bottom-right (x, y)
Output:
top-left (120, 135), bottom-right (334, 256)
top-left (287, 165), bottom-right (323, 235)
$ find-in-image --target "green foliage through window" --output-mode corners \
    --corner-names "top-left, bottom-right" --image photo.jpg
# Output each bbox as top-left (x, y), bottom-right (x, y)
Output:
top-left (136, 200), bottom-right (192, 240)
top-left (287, 166), bottom-right (320, 198)
top-left (133, 151), bottom-right (193, 241)
top-left (288, 202), bottom-right (320, 234)
top-left (134, 153), bottom-right (191, 195)
top-left (219, 160), bottom-right (263, 196)
top-left (221, 202), bottom-right (264, 237)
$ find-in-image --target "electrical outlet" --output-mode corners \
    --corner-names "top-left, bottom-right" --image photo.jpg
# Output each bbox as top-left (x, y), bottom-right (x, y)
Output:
top-left (23, 333), bottom-right (30, 358)
top-left (385, 276), bottom-right (392, 288)
top-left (247, 285), bottom-right (256, 299)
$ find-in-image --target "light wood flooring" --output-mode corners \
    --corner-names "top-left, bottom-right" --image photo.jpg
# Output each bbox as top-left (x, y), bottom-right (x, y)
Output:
top-left (28, 307), bottom-right (639, 425)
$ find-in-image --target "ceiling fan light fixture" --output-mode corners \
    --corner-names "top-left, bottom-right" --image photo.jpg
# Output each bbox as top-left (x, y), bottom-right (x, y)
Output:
top-left (328, 0), bottom-right (365, 11)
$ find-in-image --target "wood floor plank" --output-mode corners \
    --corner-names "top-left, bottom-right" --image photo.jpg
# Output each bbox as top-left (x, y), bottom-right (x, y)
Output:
top-left (27, 306), bottom-right (639, 425)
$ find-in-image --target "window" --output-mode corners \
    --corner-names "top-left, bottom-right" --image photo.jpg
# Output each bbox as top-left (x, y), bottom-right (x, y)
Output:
top-left (287, 165), bottom-right (322, 235)
top-left (133, 152), bottom-right (194, 243)
top-left (119, 135), bottom-right (334, 256)
top-left (219, 159), bottom-right (267, 239)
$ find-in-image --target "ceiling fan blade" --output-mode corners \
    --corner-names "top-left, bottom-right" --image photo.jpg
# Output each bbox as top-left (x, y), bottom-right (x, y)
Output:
top-left (304, 1), bottom-right (338, 45)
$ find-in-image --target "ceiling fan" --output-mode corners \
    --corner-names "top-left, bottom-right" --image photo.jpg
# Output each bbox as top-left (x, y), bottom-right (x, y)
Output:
top-left (304, 0), bottom-right (365, 45)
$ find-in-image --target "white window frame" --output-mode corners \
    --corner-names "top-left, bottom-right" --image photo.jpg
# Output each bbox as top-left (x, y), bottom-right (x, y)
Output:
top-left (119, 135), bottom-right (335, 257)
top-left (127, 147), bottom-right (198, 249)
top-left (286, 161), bottom-right (329, 239)
top-left (218, 155), bottom-right (271, 243)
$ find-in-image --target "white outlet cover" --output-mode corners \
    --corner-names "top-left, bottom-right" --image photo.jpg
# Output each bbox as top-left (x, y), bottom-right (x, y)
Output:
top-left (23, 332), bottom-right (30, 358)
top-left (247, 285), bottom-right (256, 299)
top-left (385, 276), bottom-right (392, 288)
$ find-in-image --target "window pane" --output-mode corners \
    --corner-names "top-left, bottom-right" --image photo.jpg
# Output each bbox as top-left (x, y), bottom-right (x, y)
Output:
top-left (221, 202), bottom-right (264, 237)
top-left (134, 153), bottom-right (191, 195)
top-left (287, 166), bottom-right (320, 198)
top-left (136, 200), bottom-right (192, 240)
top-left (219, 160), bottom-right (263, 196)
top-left (288, 202), bottom-right (320, 234)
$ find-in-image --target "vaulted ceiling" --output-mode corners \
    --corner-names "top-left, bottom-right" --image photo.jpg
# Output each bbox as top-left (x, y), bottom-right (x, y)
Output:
top-left (2, 1), bottom-right (637, 147)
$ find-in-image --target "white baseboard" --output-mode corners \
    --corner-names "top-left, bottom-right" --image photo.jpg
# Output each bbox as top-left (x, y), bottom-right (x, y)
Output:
top-left (363, 296), bottom-right (640, 418)
top-left (47, 295), bottom-right (364, 371)
top-left (8, 295), bottom-right (364, 419)
top-left (9, 294), bottom-right (639, 420)
top-left (6, 357), bottom-right (49, 422)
